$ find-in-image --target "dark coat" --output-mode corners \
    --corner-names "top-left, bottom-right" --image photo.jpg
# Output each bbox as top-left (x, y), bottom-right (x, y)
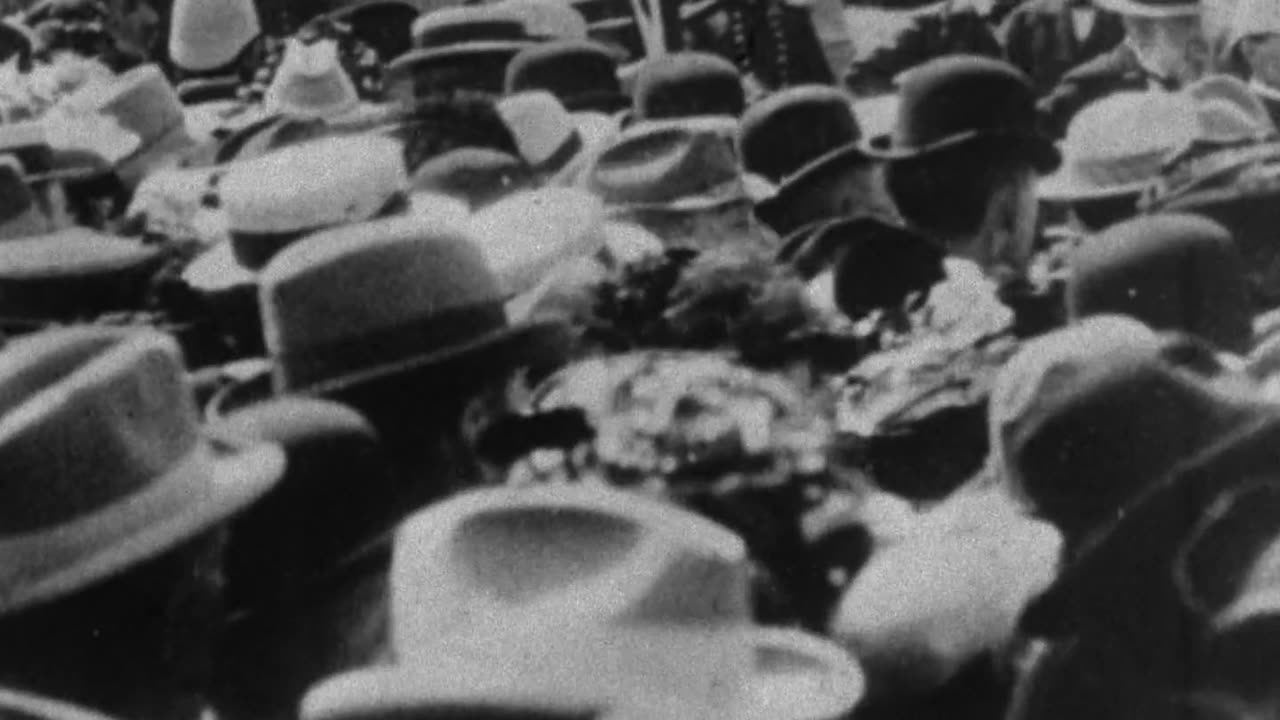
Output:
top-left (1038, 43), bottom-right (1170, 138)
top-left (1000, 0), bottom-right (1124, 95)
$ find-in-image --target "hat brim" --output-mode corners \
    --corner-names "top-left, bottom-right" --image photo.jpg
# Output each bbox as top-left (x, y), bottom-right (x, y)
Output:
top-left (0, 435), bottom-right (284, 615)
top-left (861, 129), bottom-right (1062, 174)
top-left (1092, 0), bottom-right (1201, 17)
top-left (1037, 169), bottom-right (1151, 202)
top-left (300, 627), bottom-right (863, 720)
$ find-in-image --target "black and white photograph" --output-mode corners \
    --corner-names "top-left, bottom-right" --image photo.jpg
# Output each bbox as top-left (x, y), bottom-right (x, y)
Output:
top-left (0, 0), bottom-right (1274, 718)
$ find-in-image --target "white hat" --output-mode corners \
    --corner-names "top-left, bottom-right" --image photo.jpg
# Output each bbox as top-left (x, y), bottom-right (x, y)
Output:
top-left (497, 91), bottom-right (584, 173)
top-left (169, 0), bottom-right (262, 72)
top-left (467, 187), bottom-right (605, 297)
top-left (348, 484), bottom-right (865, 720)
top-left (1039, 91), bottom-right (1200, 201)
top-left (220, 135), bottom-right (407, 236)
top-left (263, 39), bottom-right (361, 120)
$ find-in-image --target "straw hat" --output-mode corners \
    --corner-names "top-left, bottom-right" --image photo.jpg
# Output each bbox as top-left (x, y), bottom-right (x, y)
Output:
top-left (262, 39), bottom-right (361, 120)
top-left (1039, 91), bottom-right (1200, 202)
top-left (0, 326), bottom-right (283, 615)
top-left (320, 484), bottom-right (865, 720)
top-left (168, 0), bottom-right (261, 73)
top-left (466, 187), bottom-right (605, 297)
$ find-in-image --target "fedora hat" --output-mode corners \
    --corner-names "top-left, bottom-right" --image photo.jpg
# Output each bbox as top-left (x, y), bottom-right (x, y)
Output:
top-left (262, 39), bottom-right (362, 120)
top-left (217, 134), bottom-right (408, 272)
top-left (0, 228), bottom-right (163, 321)
top-left (0, 326), bottom-right (283, 615)
top-left (862, 55), bottom-right (1059, 173)
top-left (376, 484), bottom-right (865, 720)
top-left (497, 91), bottom-right (585, 174)
top-left (411, 147), bottom-right (533, 208)
top-left (0, 155), bottom-right (53, 242)
top-left (632, 52), bottom-right (746, 122)
top-left (737, 85), bottom-right (861, 185)
top-left (1039, 91), bottom-right (1200, 202)
top-left (467, 187), bottom-right (606, 297)
top-left (257, 213), bottom-right (571, 396)
top-left (168, 0), bottom-right (261, 73)
top-left (1094, 0), bottom-right (1200, 18)
top-left (505, 40), bottom-right (630, 114)
top-left (56, 64), bottom-right (198, 187)
top-left (585, 123), bottom-right (750, 211)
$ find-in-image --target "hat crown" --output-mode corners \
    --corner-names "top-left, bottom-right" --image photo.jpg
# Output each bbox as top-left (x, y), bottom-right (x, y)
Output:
top-left (263, 38), bottom-right (360, 119)
top-left (891, 55), bottom-right (1039, 151)
top-left (504, 40), bottom-right (622, 106)
top-left (738, 84), bottom-right (860, 183)
top-left (588, 124), bottom-right (743, 207)
top-left (633, 52), bottom-right (746, 121)
top-left (259, 216), bottom-right (506, 391)
top-left (169, 0), bottom-right (261, 72)
top-left (391, 485), bottom-right (750, 657)
top-left (0, 328), bottom-right (199, 534)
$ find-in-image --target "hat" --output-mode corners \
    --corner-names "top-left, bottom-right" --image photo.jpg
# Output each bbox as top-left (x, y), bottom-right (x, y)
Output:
top-left (386, 44), bottom-right (531, 100)
top-left (1094, 0), bottom-right (1201, 18)
top-left (0, 228), bottom-right (163, 320)
top-left (585, 123), bottom-right (749, 211)
top-left (334, 484), bottom-right (865, 720)
top-left (168, 0), bottom-right (261, 72)
top-left (257, 214), bottom-right (570, 395)
top-left (1069, 213), bottom-right (1254, 353)
top-left (0, 687), bottom-right (125, 720)
top-left (1039, 91), bottom-right (1200, 201)
top-left (1185, 74), bottom-right (1277, 141)
top-left (326, 0), bottom-right (420, 62)
top-left (263, 39), bottom-right (361, 120)
top-left (218, 135), bottom-right (409, 271)
top-left (410, 4), bottom-right (533, 47)
top-left (57, 64), bottom-right (198, 187)
top-left (497, 91), bottom-right (585, 174)
top-left (0, 117), bottom-right (130, 183)
top-left (0, 326), bottom-right (283, 615)
top-left (632, 52), bottom-right (746, 121)
top-left (411, 147), bottom-right (533, 208)
top-left (504, 40), bottom-right (630, 114)
top-left (206, 396), bottom-right (400, 615)
top-left (737, 85), bottom-right (861, 184)
top-left (863, 55), bottom-right (1059, 173)
top-left (1229, 0), bottom-right (1280, 57)
top-left (754, 144), bottom-right (897, 237)
top-left (466, 187), bottom-right (606, 296)
top-left (495, 0), bottom-right (589, 39)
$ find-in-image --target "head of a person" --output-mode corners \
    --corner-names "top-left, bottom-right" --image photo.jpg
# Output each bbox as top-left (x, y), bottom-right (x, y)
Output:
top-left (1232, 0), bottom-right (1280, 87)
top-left (0, 327), bottom-right (284, 720)
top-left (989, 316), bottom-right (1261, 545)
top-left (877, 56), bottom-right (1059, 280)
top-left (1111, 0), bottom-right (1209, 82)
top-left (1068, 213), bottom-right (1253, 354)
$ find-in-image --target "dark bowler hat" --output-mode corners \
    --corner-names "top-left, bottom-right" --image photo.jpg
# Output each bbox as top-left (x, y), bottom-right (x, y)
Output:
top-left (863, 55), bottom-right (1060, 173)
top-left (632, 52), bottom-right (746, 122)
top-left (738, 85), bottom-right (861, 185)
top-left (504, 40), bottom-right (630, 114)
top-left (0, 228), bottom-right (164, 322)
top-left (1069, 214), bottom-right (1253, 354)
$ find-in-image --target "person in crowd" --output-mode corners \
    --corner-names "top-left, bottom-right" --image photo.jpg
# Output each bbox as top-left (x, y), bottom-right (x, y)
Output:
top-left (1000, 0), bottom-right (1125, 95)
top-left (1068, 214), bottom-right (1254, 354)
top-left (1040, 0), bottom-right (1211, 135)
top-left (1227, 0), bottom-right (1280, 127)
top-left (871, 56), bottom-right (1058, 290)
top-left (0, 327), bottom-right (284, 720)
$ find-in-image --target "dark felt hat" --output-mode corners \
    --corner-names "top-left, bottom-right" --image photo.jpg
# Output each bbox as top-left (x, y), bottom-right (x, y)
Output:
top-left (504, 40), bottom-right (630, 114)
top-left (632, 51), bottom-right (746, 122)
top-left (327, 0), bottom-right (420, 65)
top-left (738, 85), bottom-right (861, 184)
top-left (862, 55), bottom-right (1060, 173)
top-left (1069, 213), bottom-right (1254, 354)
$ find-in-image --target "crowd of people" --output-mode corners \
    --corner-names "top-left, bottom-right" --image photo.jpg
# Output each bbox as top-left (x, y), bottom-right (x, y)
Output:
top-left (3, 0), bottom-right (1280, 718)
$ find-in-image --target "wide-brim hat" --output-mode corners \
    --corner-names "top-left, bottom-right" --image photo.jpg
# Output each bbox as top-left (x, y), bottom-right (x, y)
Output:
top-left (1093, 0), bottom-right (1201, 18)
top-left (302, 626), bottom-right (865, 720)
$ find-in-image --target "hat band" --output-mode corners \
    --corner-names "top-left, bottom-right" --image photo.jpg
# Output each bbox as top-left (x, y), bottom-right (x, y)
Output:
top-left (275, 299), bottom-right (509, 392)
top-left (1071, 146), bottom-right (1169, 191)
top-left (531, 130), bottom-right (583, 175)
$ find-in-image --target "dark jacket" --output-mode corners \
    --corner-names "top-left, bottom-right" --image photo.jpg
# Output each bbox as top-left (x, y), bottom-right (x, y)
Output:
top-left (1000, 0), bottom-right (1124, 95)
top-left (1038, 43), bottom-right (1170, 138)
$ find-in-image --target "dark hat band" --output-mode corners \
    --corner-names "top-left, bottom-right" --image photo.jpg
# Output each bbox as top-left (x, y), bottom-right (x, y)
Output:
top-left (274, 299), bottom-right (509, 392)
top-left (531, 129), bottom-right (584, 175)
